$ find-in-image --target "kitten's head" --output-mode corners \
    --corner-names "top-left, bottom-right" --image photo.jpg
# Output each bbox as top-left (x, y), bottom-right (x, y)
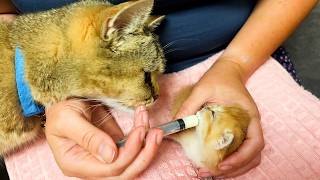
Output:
top-left (195, 105), bottom-right (250, 170)
top-left (64, 0), bottom-right (165, 111)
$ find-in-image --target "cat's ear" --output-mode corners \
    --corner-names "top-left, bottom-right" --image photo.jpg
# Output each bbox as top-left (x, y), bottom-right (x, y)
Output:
top-left (101, 0), bottom-right (154, 40)
top-left (213, 129), bottom-right (234, 150)
top-left (146, 15), bottom-right (165, 31)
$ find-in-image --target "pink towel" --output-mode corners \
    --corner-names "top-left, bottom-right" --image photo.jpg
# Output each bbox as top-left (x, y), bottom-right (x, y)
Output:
top-left (5, 52), bottom-right (320, 180)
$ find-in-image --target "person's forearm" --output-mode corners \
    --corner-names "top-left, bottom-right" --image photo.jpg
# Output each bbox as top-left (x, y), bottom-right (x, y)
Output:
top-left (220, 0), bottom-right (318, 81)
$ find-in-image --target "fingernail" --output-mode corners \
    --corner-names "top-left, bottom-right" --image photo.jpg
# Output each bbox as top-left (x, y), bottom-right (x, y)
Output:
top-left (155, 131), bottom-right (163, 145)
top-left (99, 144), bottom-right (115, 163)
top-left (139, 106), bottom-right (146, 112)
top-left (134, 112), bottom-right (144, 127)
top-left (135, 106), bottom-right (144, 118)
top-left (219, 165), bottom-right (232, 171)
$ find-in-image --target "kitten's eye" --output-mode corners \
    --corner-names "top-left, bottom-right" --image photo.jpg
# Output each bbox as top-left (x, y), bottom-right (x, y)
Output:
top-left (205, 107), bottom-right (215, 119)
top-left (211, 110), bottom-right (215, 119)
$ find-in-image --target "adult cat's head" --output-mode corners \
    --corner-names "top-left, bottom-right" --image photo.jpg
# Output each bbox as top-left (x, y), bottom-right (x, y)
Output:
top-left (17, 0), bottom-right (165, 111)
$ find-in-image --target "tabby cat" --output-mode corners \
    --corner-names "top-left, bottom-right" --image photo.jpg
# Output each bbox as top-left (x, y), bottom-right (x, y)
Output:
top-left (0, 0), bottom-right (164, 154)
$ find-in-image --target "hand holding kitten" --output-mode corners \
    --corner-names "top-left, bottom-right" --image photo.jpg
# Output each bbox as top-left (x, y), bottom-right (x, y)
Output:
top-left (175, 57), bottom-right (264, 178)
top-left (45, 100), bottom-right (163, 179)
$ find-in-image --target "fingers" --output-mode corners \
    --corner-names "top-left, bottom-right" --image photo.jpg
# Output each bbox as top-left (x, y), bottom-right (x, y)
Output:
top-left (218, 119), bottom-right (264, 170)
top-left (85, 117), bottom-right (158, 178)
top-left (134, 106), bottom-right (150, 128)
top-left (46, 101), bottom-right (119, 164)
top-left (174, 87), bottom-right (206, 119)
top-left (109, 107), bottom-right (150, 170)
top-left (48, 127), bottom-right (147, 178)
top-left (111, 126), bottom-right (146, 173)
top-left (198, 153), bottom-right (261, 178)
top-left (97, 117), bottom-right (124, 142)
top-left (105, 108), bottom-right (160, 179)
top-left (221, 153), bottom-right (261, 178)
top-left (91, 105), bottom-right (124, 141)
top-left (80, 108), bottom-right (150, 177)
top-left (119, 129), bottom-right (163, 179)
top-left (198, 117), bottom-right (264, 178)
top-left (48, 138), bottom-right (113, 178)
top-left (47, 121), bottom-right (148, 178)
top-left (46, 100), bottom-right (160, 179)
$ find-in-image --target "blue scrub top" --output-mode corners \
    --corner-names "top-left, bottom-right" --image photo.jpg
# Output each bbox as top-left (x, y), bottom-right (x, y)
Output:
top-left (11, 0), bottom-right (257, 72)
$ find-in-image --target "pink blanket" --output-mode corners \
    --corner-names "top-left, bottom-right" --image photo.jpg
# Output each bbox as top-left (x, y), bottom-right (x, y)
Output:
top-left (5, 52), bottom-right (320, 180)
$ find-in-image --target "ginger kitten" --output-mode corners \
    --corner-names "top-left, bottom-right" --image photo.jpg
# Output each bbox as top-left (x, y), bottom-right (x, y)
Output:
top-left (171, 87), bottom-right (251, 173)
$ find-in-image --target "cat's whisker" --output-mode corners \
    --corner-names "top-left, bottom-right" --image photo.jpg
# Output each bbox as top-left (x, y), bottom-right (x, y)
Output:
top-left (162, 38), bottom-right (200, 50)
top-left (85, 103), bottom-right (103, 113)
top-left (97, 115), bottom-right (112, 127)
top-left (71, 98), bottom-right (98, 103)
top-left (73, 98), bottom-right (101, 102)
top-left (164, 48), bottom-right (186, 55)
top-left (71, 98), bottom-right (106, 107)
top-left (95, 112), bottom-right (113, 127)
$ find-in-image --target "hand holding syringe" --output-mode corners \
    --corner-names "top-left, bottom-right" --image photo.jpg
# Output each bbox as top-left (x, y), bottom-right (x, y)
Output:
top-left (116, 114), bottom-right (201, 147)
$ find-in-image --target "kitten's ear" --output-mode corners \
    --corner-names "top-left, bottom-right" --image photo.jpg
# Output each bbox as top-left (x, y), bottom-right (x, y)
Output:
top-left (147, 15), bottom-right (165, 31)
top-left (101, 0), bottom-right (154, 40)
top-left (213, 129), bottom-right (234, 150)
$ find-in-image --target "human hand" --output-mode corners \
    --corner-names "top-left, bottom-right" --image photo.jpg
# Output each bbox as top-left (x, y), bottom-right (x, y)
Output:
top-left (0, 14), bottom-right (16, 22)
top-left (175, 57), bottom-right (264, 178)
top-left (45, 99), bottom-right (163, 179)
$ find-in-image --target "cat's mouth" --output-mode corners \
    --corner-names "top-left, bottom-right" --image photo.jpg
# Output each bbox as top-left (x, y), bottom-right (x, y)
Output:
top-left (132, 98), bottom-right (156, 110)
top-left (144, 95), bottom-right (158, 107)
top-left (97, 95), bottom-right (158, 114)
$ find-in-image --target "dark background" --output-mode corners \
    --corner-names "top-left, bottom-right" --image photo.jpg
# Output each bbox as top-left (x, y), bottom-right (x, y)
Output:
top-left (285, 3), bottom-right (320, 98)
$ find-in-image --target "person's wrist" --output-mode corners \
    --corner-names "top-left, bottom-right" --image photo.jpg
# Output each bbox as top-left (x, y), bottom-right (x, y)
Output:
top-left (219, 55), bottom-right (249, 80)
top-left (206, 56), bottom-right (247, 85)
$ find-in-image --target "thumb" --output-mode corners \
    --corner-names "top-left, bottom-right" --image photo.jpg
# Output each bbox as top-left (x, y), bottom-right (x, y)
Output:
top-left (62, 114), bottom-right (118, 164)
top-left (174, 88), bottom-right (206, 119)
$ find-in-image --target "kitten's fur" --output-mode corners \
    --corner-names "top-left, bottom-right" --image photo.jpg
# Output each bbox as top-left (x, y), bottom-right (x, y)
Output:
top-left (0, 0), bottom-right (249, 174)
top-left (171, 87), bottom-right (250, 172)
